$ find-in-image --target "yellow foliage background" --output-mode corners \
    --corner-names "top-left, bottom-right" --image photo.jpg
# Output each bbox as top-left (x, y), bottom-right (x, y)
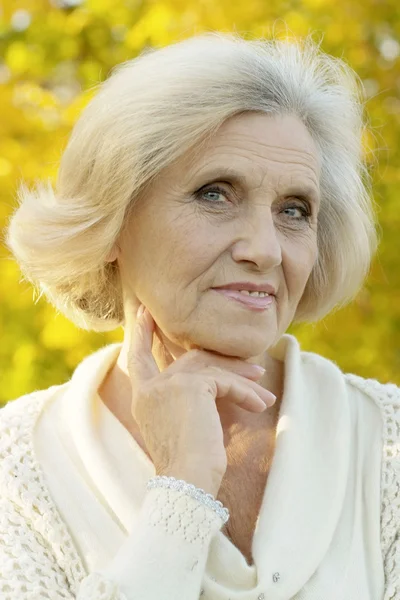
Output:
top-left (0, 0), bottom-right (399, 406)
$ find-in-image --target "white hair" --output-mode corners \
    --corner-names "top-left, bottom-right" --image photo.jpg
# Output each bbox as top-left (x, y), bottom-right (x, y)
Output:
top-left (3, 31), bottom-right (380, 332)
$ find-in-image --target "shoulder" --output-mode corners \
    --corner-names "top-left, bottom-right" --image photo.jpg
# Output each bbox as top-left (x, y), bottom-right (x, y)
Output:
top-left (343, 374), bottom-right (400, 470)
top-left (344, 373), bottom-right (400, 559)
top-left (343, 373), bottom-right (400, 440)
top-left (0, 390), bottom-right (49, 430)
top-left (0, 390), bottom-right (88, 593)
top-left (344, 372), bottom-right (400, 409)
top-left (0, 385), bottom-right (66, 498)
top-left (0, 386), bottom-right (85, 580)
top-left (0, 385), bottom-right (64, 448)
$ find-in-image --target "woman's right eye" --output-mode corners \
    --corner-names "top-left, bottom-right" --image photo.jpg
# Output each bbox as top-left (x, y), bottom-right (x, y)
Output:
top-left (193, 185), bottom-right (229, 205)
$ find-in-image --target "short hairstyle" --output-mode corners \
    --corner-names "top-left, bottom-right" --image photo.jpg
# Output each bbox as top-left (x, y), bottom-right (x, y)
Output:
top-left (3, 31), bottom-right (380, 332)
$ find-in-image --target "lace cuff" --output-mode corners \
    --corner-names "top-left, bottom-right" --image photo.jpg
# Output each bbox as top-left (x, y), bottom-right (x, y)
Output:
top-left (147, 475), bottom-right (230, 524)
top-left (143, 479), bottom-right (226, 546)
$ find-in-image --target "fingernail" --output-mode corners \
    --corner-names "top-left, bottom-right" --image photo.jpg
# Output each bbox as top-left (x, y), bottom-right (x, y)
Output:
top-left (136, 304), bottom-right (145, 319)
top-left (252, 365), bottom-right (266, 374)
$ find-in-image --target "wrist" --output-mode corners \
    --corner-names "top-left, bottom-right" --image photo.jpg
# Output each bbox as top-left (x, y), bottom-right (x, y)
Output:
top-left (157, 466), bottom-right (224, 497)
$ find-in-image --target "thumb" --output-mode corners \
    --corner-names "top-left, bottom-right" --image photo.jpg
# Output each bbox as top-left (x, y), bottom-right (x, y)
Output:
top-left (127, 305), bottom-right (160, 393)
top-left (151, 323), bottom-right (176, 372)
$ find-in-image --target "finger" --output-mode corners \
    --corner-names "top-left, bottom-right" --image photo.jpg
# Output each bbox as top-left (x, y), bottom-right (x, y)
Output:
top-left (201, 368), bottom-right (276, 407)
top-left (212, 375), bottom-right (270, 411)
top-left (128, 305), bottom-right (161, 387)
top-left (167, 348), bottom-right (267, 381)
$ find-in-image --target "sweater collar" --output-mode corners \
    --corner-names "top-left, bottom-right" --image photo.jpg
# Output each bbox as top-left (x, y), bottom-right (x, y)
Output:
top-left (251, 333), bottom-right (351, 598)
top-left (63, 333), bottom-right (351, 599)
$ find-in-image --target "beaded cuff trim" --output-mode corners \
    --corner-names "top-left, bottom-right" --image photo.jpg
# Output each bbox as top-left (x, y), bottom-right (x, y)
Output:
top-left (147, 475), bottom-right (230, 524)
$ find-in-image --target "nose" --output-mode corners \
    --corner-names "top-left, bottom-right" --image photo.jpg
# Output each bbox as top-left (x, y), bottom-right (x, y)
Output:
top-left (230, 207), bottom-right (282, 270)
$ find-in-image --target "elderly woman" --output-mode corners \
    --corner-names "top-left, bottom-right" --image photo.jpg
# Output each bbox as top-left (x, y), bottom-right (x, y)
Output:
top-left (1, 31), bottom-right (399, 600)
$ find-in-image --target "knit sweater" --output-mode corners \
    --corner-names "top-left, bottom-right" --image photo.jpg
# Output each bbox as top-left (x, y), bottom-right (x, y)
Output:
top-left (0, 333), bottom-right (399, 600)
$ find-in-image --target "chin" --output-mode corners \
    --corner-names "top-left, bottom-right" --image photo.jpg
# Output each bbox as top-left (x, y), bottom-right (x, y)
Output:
top-left (189, 334), bottom-right (272, 360)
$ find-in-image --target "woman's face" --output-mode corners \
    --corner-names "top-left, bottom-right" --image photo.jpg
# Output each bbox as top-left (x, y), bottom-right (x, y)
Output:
top-left (116, 112), bottom-right (321, 361)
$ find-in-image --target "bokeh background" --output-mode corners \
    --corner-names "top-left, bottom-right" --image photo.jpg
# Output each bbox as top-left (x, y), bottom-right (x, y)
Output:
top-left (0, 0), bottom-right (399, 407)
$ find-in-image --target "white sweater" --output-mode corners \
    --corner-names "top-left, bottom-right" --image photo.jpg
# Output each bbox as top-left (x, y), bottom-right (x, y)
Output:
top-left (0, 333), bottom-right (399, 600)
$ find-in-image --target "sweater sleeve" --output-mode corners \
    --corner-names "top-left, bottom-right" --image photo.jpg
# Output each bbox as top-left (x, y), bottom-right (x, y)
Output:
top-left (380, 384), bottom-right (400, 600)
top-left (0, 496), bottom-right (74, 599)
top-left (377, 382), bottom-right (400, 600)
top-left (384, 533), bottom-right (400, 600)
top-left (0, 485), bottom-right (224, 600)
top-left (345, 376), bottom-right (400, 599)
top-left (80, 484), bottom-right (224, 600)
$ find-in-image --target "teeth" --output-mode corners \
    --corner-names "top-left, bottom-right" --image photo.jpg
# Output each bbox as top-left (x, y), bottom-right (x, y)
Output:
top-left (238, 290), bottom-right (270, 297)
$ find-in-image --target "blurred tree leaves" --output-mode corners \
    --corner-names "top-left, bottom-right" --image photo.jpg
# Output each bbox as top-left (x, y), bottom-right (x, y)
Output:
top-left (0, 0), bottom-right (399, 406)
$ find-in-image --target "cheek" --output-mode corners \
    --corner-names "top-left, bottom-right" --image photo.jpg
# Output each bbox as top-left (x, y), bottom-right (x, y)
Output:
top-left (165, 217), bottom-right (223, 273)
top-left (283, 236), bottom-right (318, 288)
top-left (139, 226), bottom-right (217, 301)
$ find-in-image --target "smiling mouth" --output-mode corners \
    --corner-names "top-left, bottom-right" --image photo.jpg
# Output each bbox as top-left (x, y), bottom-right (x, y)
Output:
top-left (211, 288), bottom-right (275, 310)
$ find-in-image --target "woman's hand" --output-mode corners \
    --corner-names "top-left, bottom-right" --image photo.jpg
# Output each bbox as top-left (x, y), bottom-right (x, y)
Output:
top-left (127, 304), bottom-right (277, 497)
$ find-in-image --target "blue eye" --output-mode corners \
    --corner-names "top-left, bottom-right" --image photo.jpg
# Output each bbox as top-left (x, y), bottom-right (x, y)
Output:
top-left (194, 185), bottom-right (227, 204)
top-left (283, 205), bottom-right (312, 221)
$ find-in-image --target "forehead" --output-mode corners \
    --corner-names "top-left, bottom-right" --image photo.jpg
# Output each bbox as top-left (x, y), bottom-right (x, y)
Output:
top-left (182, 112), bottom-right (321, 185)
top-left (216, 111), bottom-right (319, 153)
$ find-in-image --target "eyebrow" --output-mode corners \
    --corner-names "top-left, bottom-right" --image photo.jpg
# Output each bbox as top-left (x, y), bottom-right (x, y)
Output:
top-left (190, 167), bottom-right (320, 204)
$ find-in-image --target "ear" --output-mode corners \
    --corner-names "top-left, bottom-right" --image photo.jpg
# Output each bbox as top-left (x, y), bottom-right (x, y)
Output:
top-left (105, 245), bottom-right (120, 263)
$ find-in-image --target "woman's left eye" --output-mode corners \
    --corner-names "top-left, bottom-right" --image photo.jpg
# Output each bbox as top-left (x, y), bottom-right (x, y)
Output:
top-left (283, 204), bottom-right (312, 221)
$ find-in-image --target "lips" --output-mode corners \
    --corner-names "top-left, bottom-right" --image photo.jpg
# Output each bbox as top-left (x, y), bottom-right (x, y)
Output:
top-left (212, 281), bottom-right (277, 295)
top-left (211, 288), bottom-right (275, 310)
